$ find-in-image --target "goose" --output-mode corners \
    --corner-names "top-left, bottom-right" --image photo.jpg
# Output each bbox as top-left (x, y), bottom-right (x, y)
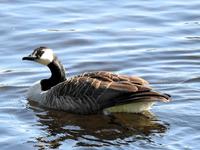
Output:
top-left (22, 47), bottom-right (171, 114)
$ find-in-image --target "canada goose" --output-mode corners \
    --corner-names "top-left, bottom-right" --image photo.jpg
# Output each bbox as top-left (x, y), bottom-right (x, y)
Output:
top-left (22, 47), bottom-right (171, 114)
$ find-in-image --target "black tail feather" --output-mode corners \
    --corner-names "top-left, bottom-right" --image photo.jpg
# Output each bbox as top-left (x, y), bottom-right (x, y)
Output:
top-left (104, 91), bottom-right (171, 108)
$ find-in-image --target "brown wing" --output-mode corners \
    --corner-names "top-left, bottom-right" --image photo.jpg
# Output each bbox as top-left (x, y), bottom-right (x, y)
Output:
top-left (76, 71), bottom-right (149, 85)
top-left (49, 71), bottom-right (170, 111)
top-left (51, 76), bottom-right (149, 100)
top-left (76, 72), bottom-right (170, 107)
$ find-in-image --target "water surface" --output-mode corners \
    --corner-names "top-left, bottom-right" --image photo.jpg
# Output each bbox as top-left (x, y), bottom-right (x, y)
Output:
top-left (0, 0), bottom-right (200, 149)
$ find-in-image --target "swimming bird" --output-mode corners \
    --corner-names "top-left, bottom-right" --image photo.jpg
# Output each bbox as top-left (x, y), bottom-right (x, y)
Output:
top-left (22, 47), bottom-right (171, 114)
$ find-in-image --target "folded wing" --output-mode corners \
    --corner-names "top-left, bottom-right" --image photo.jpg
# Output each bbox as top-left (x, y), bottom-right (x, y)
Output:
top-left (45, 71), bottom-right (170, 114)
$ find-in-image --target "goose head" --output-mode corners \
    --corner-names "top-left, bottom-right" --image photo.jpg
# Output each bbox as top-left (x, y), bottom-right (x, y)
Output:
top-left (22, 46), bottom-right (55, 66)
top-left (23, 47), bottom-right (66, 92)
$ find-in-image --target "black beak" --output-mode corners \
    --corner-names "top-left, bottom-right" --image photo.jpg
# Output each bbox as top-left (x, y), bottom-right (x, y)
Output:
top-left (22, 55), bottom-right (37, 61)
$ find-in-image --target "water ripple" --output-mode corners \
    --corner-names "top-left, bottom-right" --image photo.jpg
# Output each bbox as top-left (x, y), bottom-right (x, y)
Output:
top-left (0, 0), bottom-right (200, 149)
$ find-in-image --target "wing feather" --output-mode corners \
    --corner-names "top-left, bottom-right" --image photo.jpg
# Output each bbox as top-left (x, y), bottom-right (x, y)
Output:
top-left (75, 71), bottom-right (149, 85)
top-left (44, 71), bottom-right (170, 113)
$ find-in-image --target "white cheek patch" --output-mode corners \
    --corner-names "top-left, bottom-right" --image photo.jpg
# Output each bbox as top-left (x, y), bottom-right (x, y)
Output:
top-left (37, 49), bottom-right (54, 65)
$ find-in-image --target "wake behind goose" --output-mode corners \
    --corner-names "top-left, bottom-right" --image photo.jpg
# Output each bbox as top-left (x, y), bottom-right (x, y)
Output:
top-left (22, 47), bottom-right (171, 114)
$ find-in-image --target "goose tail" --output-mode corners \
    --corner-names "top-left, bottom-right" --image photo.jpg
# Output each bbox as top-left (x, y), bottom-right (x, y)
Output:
top-left (104, 91), bottom-right (171, 113)
top-left (118, 91), bottom-right (171, 104)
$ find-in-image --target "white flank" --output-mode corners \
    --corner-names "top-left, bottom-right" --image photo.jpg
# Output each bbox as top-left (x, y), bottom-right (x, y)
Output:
top-left (103, 102), bottom-right (155, 113)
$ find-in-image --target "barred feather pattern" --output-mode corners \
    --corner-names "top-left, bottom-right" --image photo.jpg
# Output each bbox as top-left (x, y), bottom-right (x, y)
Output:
top-left (41, 71), bottom-right (170, 114)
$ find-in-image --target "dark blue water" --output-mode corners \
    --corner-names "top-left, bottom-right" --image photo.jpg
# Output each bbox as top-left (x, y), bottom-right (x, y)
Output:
top-left (0, 0), bottom-right (200, 149)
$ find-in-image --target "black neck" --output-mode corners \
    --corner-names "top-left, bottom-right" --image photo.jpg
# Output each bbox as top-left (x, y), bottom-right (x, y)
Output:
top-left (41, 57), bottom-right (66, 91)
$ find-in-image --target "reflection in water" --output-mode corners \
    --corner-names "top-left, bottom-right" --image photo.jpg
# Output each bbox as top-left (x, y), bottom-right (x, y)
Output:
top-left (29, 102), bottom-right (169, 149)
